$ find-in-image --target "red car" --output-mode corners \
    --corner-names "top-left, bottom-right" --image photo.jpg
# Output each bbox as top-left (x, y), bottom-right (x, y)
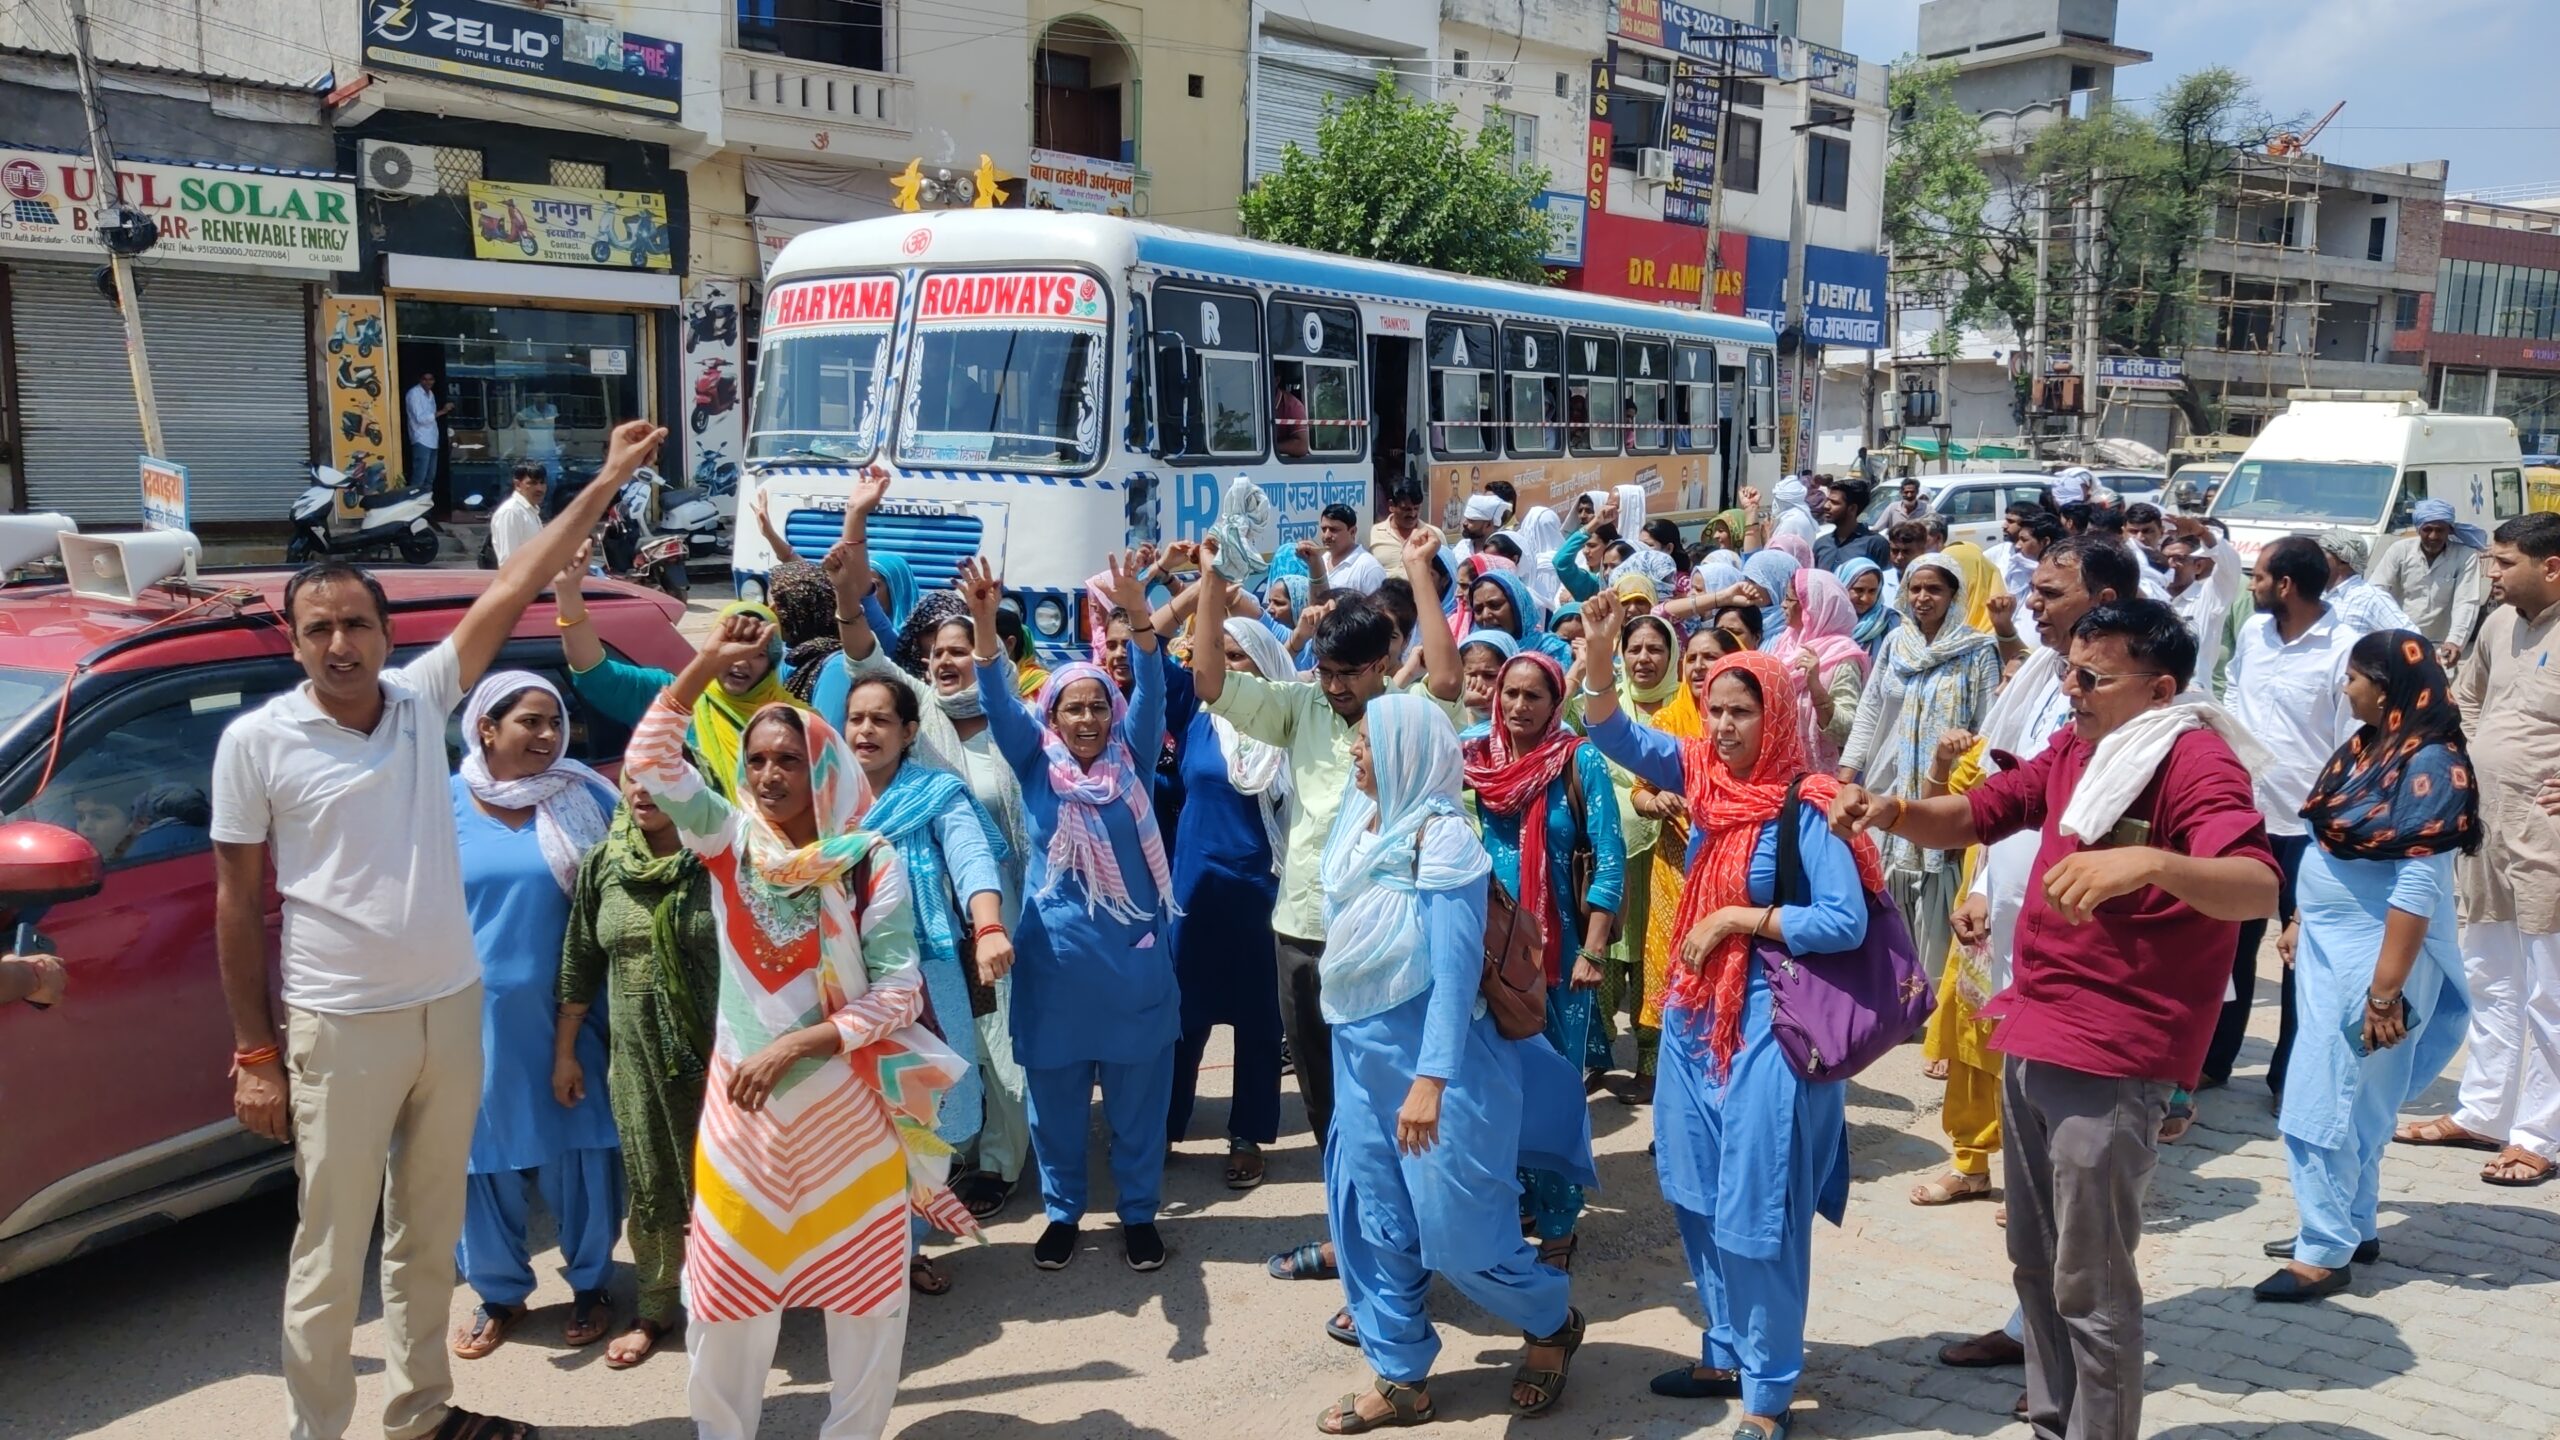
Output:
top-left (0, 567), bottom-right (694, 1284)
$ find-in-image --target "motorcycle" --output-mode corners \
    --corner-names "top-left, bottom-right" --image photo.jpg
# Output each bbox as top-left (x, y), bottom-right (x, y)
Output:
top-left (338, 408), bottom-right (383, 446)
top-left (325, 310), bottom-right (382, 357)
top-left (604, 466), bottom-right (720, 599)
top-left (288, 463), bottom-right (458, 566)
top-left (476, 197), bottom-right (540, 257)
top-left (591, 200), bottom-right (669, 268)
top-left (686, 300), bottom-right (737, 351)
top-left (690, 359), bottom-right (739, 434)
top-left (334, 355), bottom-right (381, 399)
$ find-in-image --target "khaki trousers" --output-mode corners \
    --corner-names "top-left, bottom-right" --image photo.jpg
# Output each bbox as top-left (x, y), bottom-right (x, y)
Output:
top-left (282, 983), bottom-right (483, 1440)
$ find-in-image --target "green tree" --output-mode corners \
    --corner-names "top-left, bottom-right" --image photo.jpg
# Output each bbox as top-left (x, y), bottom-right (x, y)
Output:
top-left (1886, 63), bottom-right (2289, 432)
top-left (1240, 74), bottom-right (1552, 284)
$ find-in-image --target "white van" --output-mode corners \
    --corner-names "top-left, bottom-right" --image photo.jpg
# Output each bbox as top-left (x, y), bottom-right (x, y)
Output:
top-left (2207, 389), bottom-right (2524, 567)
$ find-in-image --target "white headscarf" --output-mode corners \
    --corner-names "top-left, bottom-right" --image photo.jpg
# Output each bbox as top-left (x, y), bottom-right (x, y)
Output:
top-left (1517, 504), bottom-right (1567, 608)
top-left (1208, 473), bottom-right (1278, 587)
top-left (1613, 483), bottom-right (1649, 545)
top-left (1463, 492), bottom-right (1511, 524)
top-left (1317, 695), bottom-right (1489, 1026)
top-left (2051, 467), bottom-right (2094, 506)
top-left (459, 671), bottom-right (612, 893)
top-left (1214, 617), bottom-right (1296, 869)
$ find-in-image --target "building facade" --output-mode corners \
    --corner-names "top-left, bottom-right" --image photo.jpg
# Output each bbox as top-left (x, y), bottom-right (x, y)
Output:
top-left (2426, 193), bottom-right (2560, 453)
top-left (1028, 2), bottom-right (1249, 232)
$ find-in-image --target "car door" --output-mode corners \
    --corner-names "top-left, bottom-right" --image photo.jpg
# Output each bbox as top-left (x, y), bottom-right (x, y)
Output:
top-left (0, 658), bottom-right (303, 1240)
top-left (1934, 483), bottom-right (2002, 550)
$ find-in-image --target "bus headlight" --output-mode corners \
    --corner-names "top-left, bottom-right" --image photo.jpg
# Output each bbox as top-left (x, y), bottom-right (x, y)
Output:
top-left (1033, 597), bottom-right (1067, 636)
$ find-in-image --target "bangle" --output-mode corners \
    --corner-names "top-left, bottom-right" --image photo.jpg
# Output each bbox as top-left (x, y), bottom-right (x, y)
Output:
top-left (232, 1043), bottom-right (280, 1074)
top-left (1761, 904), bottom-right (1778, 938)
top-left (1129, 623), bottom-right (1155, 635)
top-left (972, 922), bottom-right (1008, 942)
top-left (1576, 947), bottom-right (1607, 965)
top-left (1926, 767), bottom-right (1951, 786)
top-left (834, 613), bottom-right (862, 626)
top-left (555, 612), bottom-right (586, 629)
top-left (1579, 681), bottom-right (1612, 701)
top-left (2366, 990), bottom-right (2401, 1011)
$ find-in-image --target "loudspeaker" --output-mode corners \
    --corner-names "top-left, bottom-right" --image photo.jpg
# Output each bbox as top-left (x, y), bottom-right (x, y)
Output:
top-left (63, 530), bottom-right (199, 603)
top-left (0, 513), bottom-right (75, 574)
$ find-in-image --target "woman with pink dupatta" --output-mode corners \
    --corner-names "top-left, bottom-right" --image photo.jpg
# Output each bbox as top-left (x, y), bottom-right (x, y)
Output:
top-left (1773, 569), bottom-right (1871, 772)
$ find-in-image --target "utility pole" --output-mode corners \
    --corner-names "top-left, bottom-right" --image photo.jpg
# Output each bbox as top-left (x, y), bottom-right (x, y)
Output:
top-left (65, 0), bottom-right (165, 459)
top-left (2028, 176), bottom-right (2050, 463)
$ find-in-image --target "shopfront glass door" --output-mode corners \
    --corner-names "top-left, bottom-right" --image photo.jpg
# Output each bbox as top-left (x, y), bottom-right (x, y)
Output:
top-left (396, 301), bottom-right (643, 511)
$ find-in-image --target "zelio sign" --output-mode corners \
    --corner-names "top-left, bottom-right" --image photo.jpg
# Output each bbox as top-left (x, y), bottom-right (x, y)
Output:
top-left (364, 0), bottom-right (684, 118)
top-left (0, 147), bottom-right (355, 272)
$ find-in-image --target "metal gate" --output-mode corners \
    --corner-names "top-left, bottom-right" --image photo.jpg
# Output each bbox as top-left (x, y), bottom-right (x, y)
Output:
top-left (10, 261), bottom-right (310, 524)
top-left (1252, 39), bottom-right (1391, 181)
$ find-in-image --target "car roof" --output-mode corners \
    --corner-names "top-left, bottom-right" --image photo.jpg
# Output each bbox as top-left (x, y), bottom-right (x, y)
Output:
top-left (0, 568), bottom-right (683, 676)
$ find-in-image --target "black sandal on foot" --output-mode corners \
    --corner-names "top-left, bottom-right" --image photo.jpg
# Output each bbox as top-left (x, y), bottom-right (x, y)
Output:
top-left (955, 1171), bottom-right (1015, 1219)
top-left (1511, 1307), bottom-right (1585, 1416)
top-left (1317, 1378), bottom-right (1434, 1434)
top-left (910, 1255), bottom-right (953, 1295)
top-left (1226, 1139), bottom-right (1267, 1190)
top-left (1325, 1306), bottom-right (1360, 1347)
top-left (1536, 1233), bottom-right (1578, 1272)
top-left (431, 1408), bottom-right (540, 1440)
top-left (1649, 1365), bottom-right (1742, 1399)
top-left (1268, 1240), bottom-right (1337, 1281)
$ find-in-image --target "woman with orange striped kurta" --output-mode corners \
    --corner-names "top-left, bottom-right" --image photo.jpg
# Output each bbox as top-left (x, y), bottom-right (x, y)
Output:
top-left (627, 611), bottom-right (979, 1440)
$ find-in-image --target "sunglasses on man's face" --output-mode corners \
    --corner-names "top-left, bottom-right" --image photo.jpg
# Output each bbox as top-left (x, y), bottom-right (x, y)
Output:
top-left (2062, 665), bottom-right (2167, 694)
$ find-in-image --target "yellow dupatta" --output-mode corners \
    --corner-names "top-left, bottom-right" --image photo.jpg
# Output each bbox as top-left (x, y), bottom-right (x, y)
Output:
top-left (1637, 677), bottom-right (1705, 1030)
top-left (691, 601), bottom-right (808, 797)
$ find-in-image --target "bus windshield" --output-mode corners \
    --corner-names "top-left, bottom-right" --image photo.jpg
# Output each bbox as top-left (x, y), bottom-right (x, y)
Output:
top-left (748, 275), bottom-right (899, 463)
top-left (2211, 458), bottom-right (2397, 529)
top-left (899, 269), bottom-right (1109, 471)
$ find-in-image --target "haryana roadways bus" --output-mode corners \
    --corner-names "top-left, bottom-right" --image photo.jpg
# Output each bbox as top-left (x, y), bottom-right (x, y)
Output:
top-left (733, 211), bottom-right (1782, 658)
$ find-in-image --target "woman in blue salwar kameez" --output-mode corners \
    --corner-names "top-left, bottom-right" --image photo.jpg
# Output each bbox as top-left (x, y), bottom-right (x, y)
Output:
top-left (1579, 594), bottom-right (1873, 1440)
top-left (1316, 693), bottom-right (1592, 1432)
top-left (2258, 630), bottom-right (2477, 1304)
top-left (959, 555), bottom-right (1181, 1274)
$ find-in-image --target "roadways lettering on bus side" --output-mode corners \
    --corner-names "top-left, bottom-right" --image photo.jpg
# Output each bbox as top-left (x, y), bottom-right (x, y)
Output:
top-left (765, 277), bottom-right (899, 330)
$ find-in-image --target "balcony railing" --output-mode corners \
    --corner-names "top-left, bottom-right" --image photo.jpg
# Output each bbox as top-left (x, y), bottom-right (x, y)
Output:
top-left (724, 49), bottom-right (911, 138)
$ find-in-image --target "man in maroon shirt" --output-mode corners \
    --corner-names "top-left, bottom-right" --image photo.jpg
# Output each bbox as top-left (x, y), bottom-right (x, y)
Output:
top-left (1832, 599), bottom-right (2278, 1440)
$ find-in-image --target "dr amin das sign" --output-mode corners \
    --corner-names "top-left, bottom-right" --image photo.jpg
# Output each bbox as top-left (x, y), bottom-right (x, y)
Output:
top-left (1578, 211), bottom-right (1706, 307)
top-left (0, 147), bottom-right (355, 272)
top-left (364, 0), bottom-right (683, 117)
top-left (468, 180), bottom-right (670, 270)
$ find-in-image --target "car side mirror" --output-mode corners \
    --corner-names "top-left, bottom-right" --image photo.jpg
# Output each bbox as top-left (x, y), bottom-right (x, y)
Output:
top-left (0, 821), bottom-right (102, 907)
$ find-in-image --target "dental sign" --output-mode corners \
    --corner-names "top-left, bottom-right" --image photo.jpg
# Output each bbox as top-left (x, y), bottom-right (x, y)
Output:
top-left (364, 0), bottom-right (684, 117)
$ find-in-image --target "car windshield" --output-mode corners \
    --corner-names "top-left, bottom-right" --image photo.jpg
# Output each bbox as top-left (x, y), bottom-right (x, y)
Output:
top-left (0, 666), bottom-right (56, 732)
top-left (897, 270), bottom-right (1109, 472)
top-left (746, 275), bottom-right (899, 464)
top-left (2210, 459), bottom-right (2398, 528)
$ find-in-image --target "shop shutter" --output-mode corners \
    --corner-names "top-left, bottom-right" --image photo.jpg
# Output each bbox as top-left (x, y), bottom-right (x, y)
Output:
top-left (11, 261), bottom-right (310, 525)
top-left (1253, 40), bottom-right (1390, 181)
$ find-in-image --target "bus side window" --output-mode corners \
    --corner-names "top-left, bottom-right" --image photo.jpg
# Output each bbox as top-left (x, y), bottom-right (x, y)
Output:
top-left (1152, 284), bottom-right (1264, 461)
top-left (1503, 323), bottom-right (1562, 458)
top-left (1128, 295), bottom-right (1151, 453)
top-left (1270, 299), bottom-right (1362, 462)
top-left (1627, 339), bottom-right (1671, 454)
top-left (1569, 331), bottom-right (1620, 457)
top-left (1673, 343), bottom-right (1715, 453)
top-left (1427, 318), bottom-right (1496, 460)
top-left (1747, 349), bottom-right (1776, 453)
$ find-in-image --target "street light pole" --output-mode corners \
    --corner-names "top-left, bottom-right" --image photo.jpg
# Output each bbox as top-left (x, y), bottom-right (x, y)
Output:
top-left (65, 0), bottom-right (165, 459)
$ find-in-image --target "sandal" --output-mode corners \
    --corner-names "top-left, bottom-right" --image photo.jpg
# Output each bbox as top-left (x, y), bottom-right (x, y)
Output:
top-left (1909, 1172), bottom-right (1993, 1207)
top-left (563, 1290), bottom-right (610, 1348)
top-left (1510, 1307), bottom-right (1584, 1415)
top-left (604, 1318), bottom-right (672, 1370)
top-left (1325, 1307), bottom-right (1360, 1347)
top-left (1268, 1241), bottom-right (1337, 1281)
top-left (910, 1255), bottom-right (954, 1295)
top-left (1733, 1418), bottom-right (1792, 1440)
top-left (2397, 1115), bottom-right (2500, 1150)
top-left (1226, 1139), bottom-right (1267, 1191)
top-left (1536, 1233), bottom-right (1578, 1272)
top-left (430, 1407), bottom-right (540, 1439)
top-left (1317, 1377), bottom-right (1434, 1434)
top-left (1922, 1058), bottom-right (1950, 1081)
top-left (954, 1171), bottom-right (1016, 1219)
top-left (450, 1302), bottom-right (521, 1361)
top-left (2483, 1146), bottom-right (2556, 1187)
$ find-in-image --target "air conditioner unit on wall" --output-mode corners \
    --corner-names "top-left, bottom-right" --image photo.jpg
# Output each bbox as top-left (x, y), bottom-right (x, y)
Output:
top-left (361, 142), bottom-right (439, 198)
top-left (1637, 148), bottom-right (1676, 185)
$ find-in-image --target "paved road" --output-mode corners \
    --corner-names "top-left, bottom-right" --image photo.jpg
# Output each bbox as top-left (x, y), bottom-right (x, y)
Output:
top-left (8, 966), bottom-right (2552, 1439)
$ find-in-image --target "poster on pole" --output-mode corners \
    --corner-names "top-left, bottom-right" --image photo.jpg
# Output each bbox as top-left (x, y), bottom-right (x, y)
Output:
top-left (140, 456), bottom-right (188, 533)
top-left (683, 278), bottom-right (745, 503)
top-left (319, 295), bottom-right (393, 491)
top-left (1664, 60), bottom-right (1719, 227)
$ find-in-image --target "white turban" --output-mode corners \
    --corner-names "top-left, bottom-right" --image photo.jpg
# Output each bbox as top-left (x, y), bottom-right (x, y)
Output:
top-left (2052, 467), bottom-right (2094, 506)
top-left (1464, 493), bottom-right (1511, 524)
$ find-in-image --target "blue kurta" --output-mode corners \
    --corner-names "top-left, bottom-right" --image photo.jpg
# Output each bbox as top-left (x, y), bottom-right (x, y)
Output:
top-left (2280, 844), bottom-right (2470, 1268)
top-left (1327, 876), bottom-right (1593, 1384)
top-left (1162, 665), bottom-right (1285, 1145)
top-left (451, 775), bottom-right (620, 1174)
top-left (977, 652), bottom-right (1178, 1070)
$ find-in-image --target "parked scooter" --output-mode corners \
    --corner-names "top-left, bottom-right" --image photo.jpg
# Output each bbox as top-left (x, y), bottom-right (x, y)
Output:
top-left (288, 464), bottom-right (461, 565)
top-left (603, 466), bottom-right (723, 599)
top-left (690, 359), bottom-right (738, 433)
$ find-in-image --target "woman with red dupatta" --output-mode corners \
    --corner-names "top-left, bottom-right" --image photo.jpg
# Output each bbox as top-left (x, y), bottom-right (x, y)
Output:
top-left (1459, 651), bottom-right (1623, 1270)
top-left (1576, 592), bottom-right (1883, 1440)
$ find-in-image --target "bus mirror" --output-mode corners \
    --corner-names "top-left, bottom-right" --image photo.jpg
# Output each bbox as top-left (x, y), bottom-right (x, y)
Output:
top-left (1149, 331), bottom-right (1196, 458)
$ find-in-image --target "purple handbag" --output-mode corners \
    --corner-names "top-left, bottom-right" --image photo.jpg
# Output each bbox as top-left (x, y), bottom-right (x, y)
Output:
top-left (1751, 777), bottom-right (1935, 1084)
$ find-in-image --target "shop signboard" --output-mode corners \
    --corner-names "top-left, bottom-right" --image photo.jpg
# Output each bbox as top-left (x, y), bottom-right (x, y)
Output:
top-left (466, 180), bottom-right (671, 270)
top-left (1026, 148), bottom-right (1137, 216)
top-left (319, 295), bottom-right (395, 486)
top-left (1663, 60), bottom-right (1719, 227)
top-left (1575, 210), bottom-right (1706, 308)
top-left (0, 147), bottom-right (355, 272)
top-left (2097, 355), bottom-right (2186, 391)
top-left (363, 0), bottom-right (684, 117)
top-left (1533, 192), bottom-right (1586, 268)
top-left (1739, 238), bottom-right (1886, 347)
top-left (1710, 230), bottom-right (1747, 314)
top-left (139, 456), bottom-right (188, 533)
top-left (1800, 41), bottom-right (1860, 100)
top-left (684, 278), bottom-right (745, 495)
top-left (1661, 4), bottom-right (1777, 76)
top-left (1608, 0), bottom-right (1664, 47)
top-left (1586, 60), bottom-right (1612, 214)
top-left (752, 215), bottom-right (829, 277)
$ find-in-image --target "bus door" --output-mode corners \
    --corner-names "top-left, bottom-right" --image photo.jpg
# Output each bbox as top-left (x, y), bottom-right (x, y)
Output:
top-left (1364, 303), bottom-right (1428, 509)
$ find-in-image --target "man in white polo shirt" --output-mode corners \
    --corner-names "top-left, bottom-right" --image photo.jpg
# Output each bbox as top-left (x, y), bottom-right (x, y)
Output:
top-left (214, 417), bottom-right (662, 1440)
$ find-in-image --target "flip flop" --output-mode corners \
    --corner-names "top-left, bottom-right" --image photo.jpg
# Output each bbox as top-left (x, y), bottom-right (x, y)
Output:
top-left (604, 1318), bottom-right (672, 1370)
top-left (450, 1302), bottom-right (521, 1361)
top-left (2396, 1115), bottom-right (2500, 1150)
top-left (1225, 1139), bottom-right (1267, 1191)
top-left (1267, 1241), bottom-right (1337, 1281)
top-left (2483, 1146), bottom-right (2556, 1187)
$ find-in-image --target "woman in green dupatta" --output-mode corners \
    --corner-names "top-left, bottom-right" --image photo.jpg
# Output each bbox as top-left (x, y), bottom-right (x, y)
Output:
top-left (555, 766), bottom-right (719, 1368)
